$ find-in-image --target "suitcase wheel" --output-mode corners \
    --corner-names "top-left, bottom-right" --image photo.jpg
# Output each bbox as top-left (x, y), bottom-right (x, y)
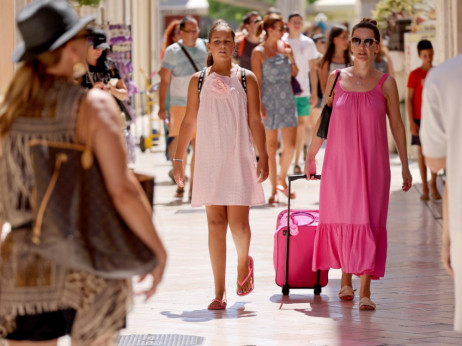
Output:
top-left (314, 284), bottom-right (321, 296)
top-left (282, 285), bottom-right (290, 296)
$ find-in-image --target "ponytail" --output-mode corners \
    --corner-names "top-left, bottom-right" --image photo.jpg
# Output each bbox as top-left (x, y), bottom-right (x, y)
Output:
top-left (255, 21), bottom-right (265, 38)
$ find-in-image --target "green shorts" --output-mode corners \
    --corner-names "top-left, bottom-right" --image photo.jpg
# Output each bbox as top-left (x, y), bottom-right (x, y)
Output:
top-left (295, 96), bottom-right (310, 117)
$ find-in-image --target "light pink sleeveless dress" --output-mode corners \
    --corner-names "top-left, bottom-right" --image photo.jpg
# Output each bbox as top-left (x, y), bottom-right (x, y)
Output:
top-left (191, 67), bottom-right (265, 207)
top-left (312, 73), bottom-right (390, 280)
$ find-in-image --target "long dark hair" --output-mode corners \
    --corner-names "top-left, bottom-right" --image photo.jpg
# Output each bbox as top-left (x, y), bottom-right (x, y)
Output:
top-left (206, 20), bottom-right (235, 67)
top-left (320, 25), bottom-right (351, 69)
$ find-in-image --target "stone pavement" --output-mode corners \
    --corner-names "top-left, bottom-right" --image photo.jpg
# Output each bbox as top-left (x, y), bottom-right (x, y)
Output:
top-left (60, 139), bottom-right (461, 346)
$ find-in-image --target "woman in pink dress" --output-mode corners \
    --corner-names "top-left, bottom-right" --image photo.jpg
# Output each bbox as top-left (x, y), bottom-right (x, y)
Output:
top-left (174, 20), bottom-right (269, 310)
top-left (305, 19), bottom-right (412, 311)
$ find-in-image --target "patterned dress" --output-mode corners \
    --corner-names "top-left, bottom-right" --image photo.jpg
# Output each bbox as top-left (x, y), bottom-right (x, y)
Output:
top-left (261, 46), bottom-right (297, 130)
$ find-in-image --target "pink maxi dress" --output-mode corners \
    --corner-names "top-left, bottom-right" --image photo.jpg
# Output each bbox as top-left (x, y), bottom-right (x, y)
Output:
top-left (191, 67), bottom-right (265, 207)
top-left (313, 73), bottom-right (390, 280)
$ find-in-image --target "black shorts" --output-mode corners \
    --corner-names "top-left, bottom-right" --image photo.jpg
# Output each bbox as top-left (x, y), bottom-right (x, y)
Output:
top-left (6, 309), bottom-right (76, 341)
top-left (411, 119), bottom-right (421, 146)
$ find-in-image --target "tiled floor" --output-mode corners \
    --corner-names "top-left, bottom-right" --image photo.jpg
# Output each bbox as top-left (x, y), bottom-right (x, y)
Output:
top-left (57, 142), bottom-right (460, 346)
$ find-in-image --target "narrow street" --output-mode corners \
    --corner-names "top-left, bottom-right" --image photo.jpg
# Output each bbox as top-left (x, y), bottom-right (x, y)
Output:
top-left (60, 138), bottom-right (461, 345)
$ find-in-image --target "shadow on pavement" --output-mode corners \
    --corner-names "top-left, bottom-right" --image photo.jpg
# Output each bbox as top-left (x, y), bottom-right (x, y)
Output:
top-left (160, 302), bottom-right (256, 322)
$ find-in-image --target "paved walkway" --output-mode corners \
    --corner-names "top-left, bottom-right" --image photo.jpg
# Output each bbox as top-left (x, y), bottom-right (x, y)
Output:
top-left (61, 137), bottom-right (461, 345)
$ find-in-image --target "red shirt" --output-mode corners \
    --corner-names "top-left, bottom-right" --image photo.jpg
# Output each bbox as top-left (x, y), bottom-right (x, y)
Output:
top-left (407, 67), bottom-right (429, 120)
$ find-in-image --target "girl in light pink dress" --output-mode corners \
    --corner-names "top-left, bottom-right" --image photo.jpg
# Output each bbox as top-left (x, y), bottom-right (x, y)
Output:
top-left (173, 20), bottom-right (269, 310)
top-left (305, 19), bottom-right (412, 311)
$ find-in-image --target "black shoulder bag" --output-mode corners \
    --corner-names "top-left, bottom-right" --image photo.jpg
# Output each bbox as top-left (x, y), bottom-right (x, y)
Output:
top-left (178, 42), bottom-right (200, 72)
top-left (317, 69), bottom-right (340, 139)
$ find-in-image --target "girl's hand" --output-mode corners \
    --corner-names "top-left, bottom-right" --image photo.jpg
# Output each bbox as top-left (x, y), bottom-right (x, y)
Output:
top-left (136, 250), bottom-right (167, 301)
top-left (256, 155), bottom-right (269, 183)
top-left (305, 159), bottom-right (318, 180)
top-left (402, 167), bottom-right (412, 192)
top-left (173, 161), bottom-right (185, 187)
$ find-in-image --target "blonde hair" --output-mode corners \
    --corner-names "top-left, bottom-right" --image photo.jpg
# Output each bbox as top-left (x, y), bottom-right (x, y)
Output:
top-left (0, 49), bottom-right (63, 136)
top-left (255, 13), bottom-right (283, 38)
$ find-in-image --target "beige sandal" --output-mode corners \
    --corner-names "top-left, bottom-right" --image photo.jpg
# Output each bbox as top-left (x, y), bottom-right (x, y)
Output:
top-left (338, 286), bottom-right (355, 301)
top-left (359, 297), bottom-right (376, 311)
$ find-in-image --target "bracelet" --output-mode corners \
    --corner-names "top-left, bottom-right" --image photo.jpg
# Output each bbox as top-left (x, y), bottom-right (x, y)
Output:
top-left (172, 159), bottom-right (183, 162)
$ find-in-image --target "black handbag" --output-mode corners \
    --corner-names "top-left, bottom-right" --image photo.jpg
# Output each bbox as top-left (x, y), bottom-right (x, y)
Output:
top-left (29, 114), bottom-right (157, 279)
top-left (291, 76), bottom-right (303, 96)
top-left (317, 70), bottom-right (340, 139)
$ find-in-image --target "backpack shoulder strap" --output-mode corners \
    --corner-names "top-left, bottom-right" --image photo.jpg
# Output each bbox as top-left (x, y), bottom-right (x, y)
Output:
top-left (198, 68), bottom-right (207, 94)
top-left (240, 68), bottom-right (247, 94)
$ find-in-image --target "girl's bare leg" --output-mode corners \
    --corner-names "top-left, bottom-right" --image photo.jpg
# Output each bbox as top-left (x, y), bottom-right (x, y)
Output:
top-left (266, 129), bottom-right (279, 197)
top-left (278, 127), bottom-right (297, 187)
top-left (227, 206), bottom-right (252, 294)
top-left (205, 206), bottom-right (229, 303)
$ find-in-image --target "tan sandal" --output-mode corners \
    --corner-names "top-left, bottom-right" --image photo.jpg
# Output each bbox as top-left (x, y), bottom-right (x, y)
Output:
top-left (338, 285), bottom-right (355, 301)
top-left (359, 297), bottom-right (376, 311)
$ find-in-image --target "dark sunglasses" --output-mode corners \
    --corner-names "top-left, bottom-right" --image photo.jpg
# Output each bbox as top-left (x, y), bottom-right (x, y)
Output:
top-left (253, 18), bottom-right (262, 23)
top-left (272, 26), bottom-right (284, 32)
top-left (351, 37), bottom-right (377, 48)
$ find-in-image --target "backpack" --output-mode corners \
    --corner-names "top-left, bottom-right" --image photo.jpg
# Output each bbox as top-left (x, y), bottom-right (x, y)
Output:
top-left (198, 68), bottom-right (247, 94)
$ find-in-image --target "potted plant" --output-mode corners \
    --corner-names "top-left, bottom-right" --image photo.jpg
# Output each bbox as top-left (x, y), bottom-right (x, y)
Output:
top-left (373, 0), bottom-right (423, 50)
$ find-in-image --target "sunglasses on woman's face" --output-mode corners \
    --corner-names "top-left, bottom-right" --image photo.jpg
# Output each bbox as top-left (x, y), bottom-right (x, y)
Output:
top-left (351, 37), bottom-right (377, 48)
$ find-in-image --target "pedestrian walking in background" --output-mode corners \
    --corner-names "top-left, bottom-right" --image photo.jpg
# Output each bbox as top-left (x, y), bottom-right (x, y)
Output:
top-left (158, 16), bottom-right (208, 200)
top-left (233, 11), bottom-right (262, 71)
top-left (160, 20), bottom-right (181, 163)
top-left (407, 40), bottom-right (441, 201)
top-left (310, 34), bottom-right (327, 137)
top-left (174, 20), bottom-right (268, 310)
top-left (373, 38), bottom-right (395, 78)
top-left (252, 13), bottom-right (298, 204)
top-left (305, 18), bottom-right (412, 311)
top-left (421, 53), bottom-right (462, 332)
top-left (81, 28), bottom-right (128, 103)
top-left (282, 11), bottom-right (319, 175)
top-left (161, 19), bottom-right (181, 60)
top-left (319, 25), bottom-right (351, 94)
top-left (0, 0), bottom-right (166, 343)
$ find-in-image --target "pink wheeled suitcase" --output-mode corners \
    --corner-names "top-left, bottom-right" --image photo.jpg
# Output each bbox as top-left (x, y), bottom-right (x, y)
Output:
top-left (273, 174), bottom-right (329, 295)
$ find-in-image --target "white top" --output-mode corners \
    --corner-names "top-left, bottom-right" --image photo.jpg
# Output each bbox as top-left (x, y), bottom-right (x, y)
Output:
top-left (420, 54), bottom-right (462, 332)
top-left (282, 33), bottom-right (318, 97)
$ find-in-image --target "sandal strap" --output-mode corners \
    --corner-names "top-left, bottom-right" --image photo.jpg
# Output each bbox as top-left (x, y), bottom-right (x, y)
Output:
top-left (237, 267), bottom-right (252, 287)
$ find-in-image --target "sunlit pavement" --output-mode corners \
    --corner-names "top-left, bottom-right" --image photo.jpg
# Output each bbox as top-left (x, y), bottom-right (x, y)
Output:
top-left (58, 135), bottom-right (461, 346)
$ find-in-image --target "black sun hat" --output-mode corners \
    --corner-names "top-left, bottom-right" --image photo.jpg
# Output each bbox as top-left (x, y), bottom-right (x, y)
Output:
top-left (11, 0), bottom-right (95, 63)
top-left (90, 28), bottom-right (110, 50)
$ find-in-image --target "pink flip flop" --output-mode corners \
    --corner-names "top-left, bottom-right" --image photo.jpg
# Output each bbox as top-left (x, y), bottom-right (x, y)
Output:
top-left (208, 298), bottom-right (227, 310)
top-left (237, 256), bottom-right (254, 296)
